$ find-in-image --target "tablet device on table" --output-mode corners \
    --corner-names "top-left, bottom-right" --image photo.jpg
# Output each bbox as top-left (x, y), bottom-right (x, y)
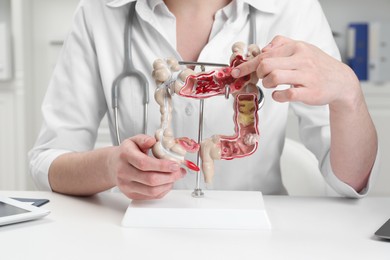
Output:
top-left (11, 197), bottom-right (50, 207)
top-left (0, 196), bottom-right (50, 226)
top-left (375, 218), bottom-right (390, 240)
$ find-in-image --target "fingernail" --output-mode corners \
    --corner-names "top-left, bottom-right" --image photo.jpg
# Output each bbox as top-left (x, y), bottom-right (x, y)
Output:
top-left (170, 163), bottom-right (180, 171)
top-left (231, 69), bottom-right (240, 78)
top-left (144, 137), bottom-right (151, 143)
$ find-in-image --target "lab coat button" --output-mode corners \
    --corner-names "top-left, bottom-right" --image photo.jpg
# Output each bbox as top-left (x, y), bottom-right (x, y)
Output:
top-left (185, 105), bottom-right (193, 116)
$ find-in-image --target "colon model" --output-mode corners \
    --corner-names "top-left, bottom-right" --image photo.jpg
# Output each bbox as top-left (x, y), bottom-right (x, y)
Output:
top-left (152, 42), bottom-right (261, 183)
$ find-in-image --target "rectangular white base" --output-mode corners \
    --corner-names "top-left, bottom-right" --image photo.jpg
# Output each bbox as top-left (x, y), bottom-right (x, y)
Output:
top-left (121, 190), bottom-right (271, 230)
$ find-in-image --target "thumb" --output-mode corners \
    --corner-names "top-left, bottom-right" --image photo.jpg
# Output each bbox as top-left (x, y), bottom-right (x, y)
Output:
top-left (129, 135), bottom-right (157, 153)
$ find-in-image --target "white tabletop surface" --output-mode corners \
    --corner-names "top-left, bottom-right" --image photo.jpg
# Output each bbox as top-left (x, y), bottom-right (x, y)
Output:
top-left (0, 191), bottom-right (389, 260)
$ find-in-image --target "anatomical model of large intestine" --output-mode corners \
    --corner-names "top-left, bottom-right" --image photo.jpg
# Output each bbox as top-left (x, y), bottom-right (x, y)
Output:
top-left (152, 42), bottom-right (262, 184)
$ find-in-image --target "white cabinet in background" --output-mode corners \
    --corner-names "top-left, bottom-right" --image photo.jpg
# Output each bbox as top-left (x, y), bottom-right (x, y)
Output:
top-left (0, 92), bottom-right (16, 189)
top-left (0, 23), bottom-right (12, 81)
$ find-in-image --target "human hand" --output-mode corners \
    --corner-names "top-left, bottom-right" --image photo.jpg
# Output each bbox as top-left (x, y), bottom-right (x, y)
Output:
top-left (231, 36), bottom-right (361, 108)
top-left (107, 134), bottom-right (186, 200)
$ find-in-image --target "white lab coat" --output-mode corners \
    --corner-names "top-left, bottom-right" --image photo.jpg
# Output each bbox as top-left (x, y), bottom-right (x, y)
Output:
top-left (29, 0), bottom-right (379, 197)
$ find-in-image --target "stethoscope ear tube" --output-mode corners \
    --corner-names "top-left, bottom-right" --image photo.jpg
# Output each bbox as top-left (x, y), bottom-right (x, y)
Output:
top-left (112, 2), bottom-right (149, 145)
top-left (249, 5), bottom-right (257, 44)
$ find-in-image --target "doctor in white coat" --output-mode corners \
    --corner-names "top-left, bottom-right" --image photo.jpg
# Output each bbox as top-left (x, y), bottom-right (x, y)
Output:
top-left (29, 0), bottom-right (379, 200)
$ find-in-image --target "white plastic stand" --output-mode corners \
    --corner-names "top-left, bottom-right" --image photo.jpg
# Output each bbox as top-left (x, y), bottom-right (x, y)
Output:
top-left (121, 190), bottom-right (271, 230)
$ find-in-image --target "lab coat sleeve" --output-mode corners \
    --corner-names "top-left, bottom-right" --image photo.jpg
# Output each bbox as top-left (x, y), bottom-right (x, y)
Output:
top-left (28, 1), bottom-right (107, 191)
top-left (287, 0), bottom-right (380, 198)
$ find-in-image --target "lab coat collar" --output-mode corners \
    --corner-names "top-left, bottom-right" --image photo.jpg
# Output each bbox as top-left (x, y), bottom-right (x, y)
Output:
top-left (243, 0), bottom-right (277, 14)
top-left (106, 0), bottom-right (136, 8)
top-left (107, 0), bottom-right (277, 14)
top-left (107, 0), bottom-right (161, 9)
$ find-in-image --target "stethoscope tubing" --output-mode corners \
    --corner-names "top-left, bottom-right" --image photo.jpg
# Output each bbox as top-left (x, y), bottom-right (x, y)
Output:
top-left (112, 2), bottom-right (149, 145)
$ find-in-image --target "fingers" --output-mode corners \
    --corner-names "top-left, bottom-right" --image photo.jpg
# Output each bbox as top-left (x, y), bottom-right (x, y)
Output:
top-left (229, 36), bottom-right (328, 105)
top-left (128, 134), bottom-right (156, 154)
top-left (257, 57), bottom-right (297, 79)
top-left (262, 35), bottom-right (292, 52)
top-left (131, 166), bottom-right (186, 186)
top-left (263, 69), bottom-right (320, 104)
top-left (229, 36), bottom-right (344, 107)
top-left (231, 56), bottom-right (260, 78)
top-left (272, 87), bottom-right (306, 103)
top-left (272, 86), bottom-right (326, 105)
top-left (119, 168), bottom-right (187, 200)
top-left (115, 135), bottom-right (187, 200)
top-left (231, 36), bottom-right (296, 79)
top-left (262, 69), bottom-right (304, 89)
top-left (117, 163), bottom-right (186, 200)
top-left (126, 185), bottom-right (173, 200)
top-left (121, 177), bottom-right (174, 199)
top-left (122, 136), bottom-right (179, 173)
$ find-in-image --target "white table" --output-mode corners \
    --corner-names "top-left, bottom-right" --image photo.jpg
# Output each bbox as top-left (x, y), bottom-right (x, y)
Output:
top-left (0, 191), bottom-right (389, 260)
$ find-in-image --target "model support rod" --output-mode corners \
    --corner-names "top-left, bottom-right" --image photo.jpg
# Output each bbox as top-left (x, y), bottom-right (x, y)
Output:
top-left (192, 64), bottom-right (206, 198)
top-left (192, 97), bottom-right (205, 198)
top-left (178, 62), bottom-right (228, 198)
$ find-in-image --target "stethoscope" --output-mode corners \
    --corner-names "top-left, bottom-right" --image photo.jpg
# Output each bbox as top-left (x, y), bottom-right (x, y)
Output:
top-left (112, 1), bottom-right (258, 146)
